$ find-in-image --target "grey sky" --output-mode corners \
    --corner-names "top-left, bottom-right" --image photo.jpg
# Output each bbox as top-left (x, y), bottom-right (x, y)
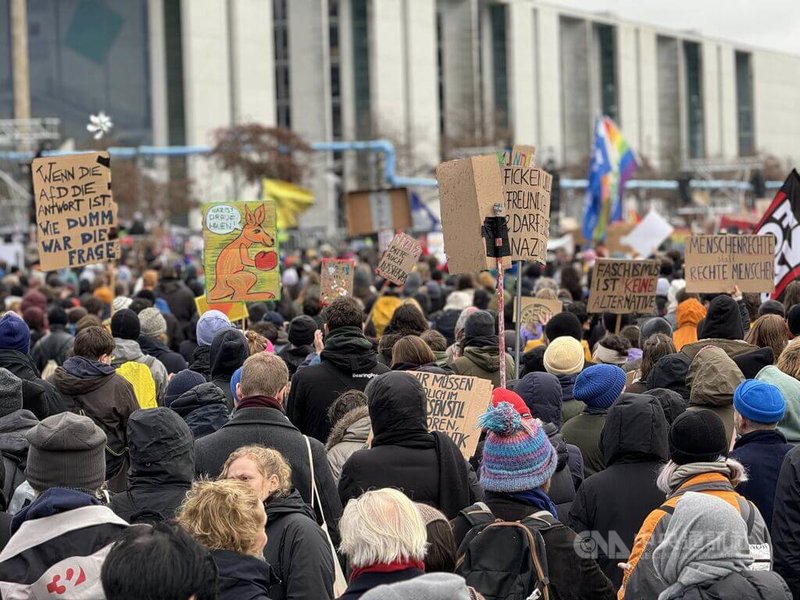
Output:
top-left (546, 0), bottom-right (800, 56)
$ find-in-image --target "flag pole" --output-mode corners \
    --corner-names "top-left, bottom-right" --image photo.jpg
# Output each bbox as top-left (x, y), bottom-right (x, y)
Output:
top-left (514, 260), bottom-right (523, 377)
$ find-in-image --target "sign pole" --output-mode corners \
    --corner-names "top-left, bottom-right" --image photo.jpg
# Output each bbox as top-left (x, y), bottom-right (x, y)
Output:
top-left (615, 313), bottom-right (622, 335)
top-left (497, 256), bottom-right (506, 389)
top-left (514, 260), bottom-right (523, 377)
top-left (481, 202), bottom-right (510, 389)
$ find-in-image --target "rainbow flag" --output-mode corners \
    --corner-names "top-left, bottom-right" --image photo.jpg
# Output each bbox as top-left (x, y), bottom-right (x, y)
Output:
top-left (582, 116), bottom-right (639, 242)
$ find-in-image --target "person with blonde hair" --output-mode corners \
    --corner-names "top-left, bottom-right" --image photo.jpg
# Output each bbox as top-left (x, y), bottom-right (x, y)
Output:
top-left (221, 445), bottom-right (335, 600)
top-left (338, 488), bottom-right (428, 599)
top-left (177, 479), bottom-right (272, 600)
top-left (745, 314), bottom-right (789, 364)
top-left (777, 336), bottom-right (800, 379)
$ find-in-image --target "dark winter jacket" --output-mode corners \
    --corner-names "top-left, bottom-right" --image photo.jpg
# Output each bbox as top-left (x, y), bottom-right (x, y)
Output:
top-left (138, 334), bottom-right (187, 375)
top-left (561, 410), bottom-right (607, 477)
top-left (194, 404), bottom-right (343, 547)
top-left (542, 422), bottom-right (578, 522)
top-left (212, 549), bottom-right (275, 600)
top-left (156, 278), bottom-right (197, 329)
top-left (0, 349), bottom-right (65, 419)
top-left (189, 344), bottom-right (212, 380)
top-left (210, 329), bottom-right (249, 411)
top-left (265, 490), bottom-right (335, 600)
top-left (168, 382), bottom-right (230, 439)
top-left (646, 353), bottom-right (692, 401)
top-left (109, 408), bottom-right (194, 524)
top-left (450, 346), bottom-right (516, 388)
top-left (645, 388), bottom-right (688, 424)
top-left (30, 326), bottom-right (73, 372)
top-left (772, 445), bottom-right (800, 598)
top-left (432, 308), bottom-right (461, 346)
top-left (51, 356), bottom-right (138, 491)
top-left (0, 410), bottom-right (37, 505)
top-left (451, 492), bottom-right (616, 600)
top-left (287, 326), bottom-right (389, 442)
top-left (338, 372), bottom-right (482, 519)
top-left (569, 393), bottom-right (669, 589)
top-left (278, 344), bottom-right (314, 378)
top-left (667, 570), bottom-right (792, 600)
top-left (697, 296), bottom-right (749, 340)
top-left (555, 374), bottom-right (585, 423)
top-left (339, 568), bottom-right (425, 600)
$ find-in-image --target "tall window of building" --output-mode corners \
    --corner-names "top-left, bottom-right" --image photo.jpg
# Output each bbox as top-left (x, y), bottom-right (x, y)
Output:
top-left (273, 0), bottom-right (290, 128)
top-left (490, 4), bottom-right (508, 130)
top-left (164, 0), bottom-right (184, 146)
top-left (684, 41), bottom-right (705, 158)
top-left (735, 51), bottom-right (754, 157)
top-left (26, 0), bottom-right (152, 144)
top-left (596, 24), bottom-right (618, 121)
top-left (329, 0), bottom-right (341, 140)
top-left (352, 0), bottom-right (370, 138)
top-left (436, 10), bottom-right (445, 137)
top-left (0, 0), bottom-right (12, 118)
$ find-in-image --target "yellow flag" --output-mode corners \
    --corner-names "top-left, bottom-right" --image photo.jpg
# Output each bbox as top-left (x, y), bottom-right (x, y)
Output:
top-left (262, 179), bottom-right (315, 230)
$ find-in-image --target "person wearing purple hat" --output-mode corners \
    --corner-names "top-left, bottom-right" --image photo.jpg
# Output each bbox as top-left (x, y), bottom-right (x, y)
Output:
top-left (189, 310), bottom-right (232, 379)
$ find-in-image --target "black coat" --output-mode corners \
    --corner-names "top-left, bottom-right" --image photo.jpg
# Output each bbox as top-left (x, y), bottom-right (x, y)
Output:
top-left (287, 328), bottom-right (389, 442)
top-left (0, 349), bottom-right (65, 419)
top-left (212, 549), bottom-right (275, 600)
top-left (194, 406), bottom-right (343, 546)
top-left (109, 408), bottom-right (194, 524)
top-left (338, 372), bottom-right (482, 519)
top-left (189, 344), bottom-right (212, 380)
top-left (277, 345), bottom-right (314, 378)
top-left (0, 410), bottom-right (37, 505)
top-left (156, 279), bottom-right (197, 329)
top-left (30, 326), bottom-right (73, 372)
top-left (569, 393), bottom-right (669, 590)
top-left (210, 330), bottom-right (249, 411)
top-left (673, 570), bottom-right (791, 600)
top-left (264, 490), bottom-right (334, 600)
top-left (451, 492), bottom-right (616, 600)
top-left (772, 445), bottom-right (800, 599)
top-left (138, 334), bottom-right (187, 375)
top-left (338, 568), bottom-right (424, 600)
top-left (169, 382), bottom-right (230, 439)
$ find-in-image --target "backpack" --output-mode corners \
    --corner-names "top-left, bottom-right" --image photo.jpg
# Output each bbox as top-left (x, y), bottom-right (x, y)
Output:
top-left (116, 361), bottom-right (157, 409)
top-left (456, 502), bottom-right (554, 600)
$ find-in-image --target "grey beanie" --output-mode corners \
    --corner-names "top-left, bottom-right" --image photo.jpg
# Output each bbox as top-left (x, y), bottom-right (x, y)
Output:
top-left (0, 368), bottom-right (23, 418)
top-left (139, 307), bottom-right (167, 337)
top-left (25, 413), bottom-right (107, 492)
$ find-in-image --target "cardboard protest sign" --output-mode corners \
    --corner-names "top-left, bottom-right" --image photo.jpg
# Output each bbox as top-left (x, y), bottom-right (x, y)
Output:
top-left (621, 209), bottom-right (674, 257)
top-left (604, 221), bottom-right (635, 255)
top-left (320, 258), bottom-right (355, 305)
top-left (587, 259), bottom-right (661, 314)
top-left (346, 189), bottom-right (412, 236)
top-left (195, 295), bottom-right (249, 323)
top-left (514, 297), bottom-right (563, 326)
top-left (376, 232), bottom-right (423, 285)
top-left (499, 145), bottom-right (552, 263)
top-left (32, 152), bottom-right (119, 271)
top-left (437, 155), bottom-right (502, 274)
top-left (685, 235), bottom-right (775, 294)
top-left (203, 200), bottom-right (280, 302)
top-left (410, 371), bottom-right (492, 459)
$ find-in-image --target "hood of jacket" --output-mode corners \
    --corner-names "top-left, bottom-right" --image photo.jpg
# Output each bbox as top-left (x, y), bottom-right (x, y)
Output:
top-left (681, 338), bottom-right (757, 360)
top-left (687, 346), bottom-right (744, 408)
top-left (676, 298), bottom-right (707, 329)
top-left (112, 338), bottom-right (146, 366)
top-left (189, 344), bottom-right (211, 376)
top-left (645, 353), bottom-right (692, 401)
top-left (645, 388), bottom-right (688, 425)
top-left (54, 356), bottom-right (116, 395)
top-left (170, 382), bottom-right (228, 417)
top-left (266, 488), bottom-right (316, 522)
top-left (326, 406), bottom-right (370, 450)
top-left (515, 372), bottom-right (564, 428)
top-left (127, 407), bottom-right (194, 485)
top-left (209, 329), bottom-right (249, 379)
top-left (601, 393), bottom-right (669, 465)
top-left (556, 373), bottom-right (576, 402)
top-left (320, 326), bottom-right (379, 373)
top-left (367, 372), bottom-right (427, 437)
top-left (12, 487), bottom-right (102, 533)
top-left (733, 346), bottom-right (775, 379)
top-left (212, 549), bottom-right (275, 595)
top-left (0, 348), bottom-right (39, 379)
top-left (138, 334), bottom-right (170, 356)
top-left (0, 409), bottom-right (38, 457)
top-left (461, 346), bottom-right (501, 373)
top-left (698, 296), bottom-right (744, 340)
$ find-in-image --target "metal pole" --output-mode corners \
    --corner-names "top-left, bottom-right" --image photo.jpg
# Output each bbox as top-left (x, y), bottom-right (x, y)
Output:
top-left (497, 256), bottom-right (506, 389)
top-left (514, 260), bottom-right (523, 377)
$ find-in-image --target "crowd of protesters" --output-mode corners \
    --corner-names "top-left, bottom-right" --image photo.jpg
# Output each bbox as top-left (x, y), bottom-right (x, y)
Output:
top-left (0, 243), bottom-right (795, 599)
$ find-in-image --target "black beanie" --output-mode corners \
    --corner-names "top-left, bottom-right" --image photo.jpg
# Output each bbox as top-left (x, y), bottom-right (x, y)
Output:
top-left (758, 299), bottom-right (785, 318)
top-left (111, 308), bottom-right (141, 341)
top-left (464, 310), bottom-right (496, 339)
top-left (289, 315), bottom-right (318, 347)
top-left (669, 409), bottom-right (728, 465)
top-left (733, 347), bottom-right (775, 379)
top-left (788, 305), bottom-right (800, 336)
top-left (545, 312), bottom-right (583, 342)
top-left (47, 305), bottom-right (68, 327)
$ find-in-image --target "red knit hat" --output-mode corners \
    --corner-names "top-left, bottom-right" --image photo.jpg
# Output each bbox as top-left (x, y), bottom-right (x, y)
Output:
top-left (491, 388), bottom-right (531, 418)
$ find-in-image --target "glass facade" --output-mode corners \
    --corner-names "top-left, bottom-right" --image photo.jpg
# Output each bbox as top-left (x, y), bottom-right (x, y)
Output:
top-left (684, 41), bottom-right (705, 158)
top-left (490, 4), bottom-right (508, 130)
top-left (736, 51), bottom-right (755, 157)
top-left (352, 0), bottom-right (370, 138)
top-left (26, 0), bottom-right (152, 145)
top-left (597, 24), bottom-right (618, 121)
top-left (273, 0), bottom-right (290, 128)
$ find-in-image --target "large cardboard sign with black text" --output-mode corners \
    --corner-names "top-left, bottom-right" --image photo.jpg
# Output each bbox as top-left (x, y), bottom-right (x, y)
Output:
top-left (587, 259), bottom-right (660, 314)
top-left (410, 371), bottom-right (492, 459)
top-left (514, 297), bottom-right (563, 326)
top-left (685, 235), bottom-right (775, 294)
top-left (32, 152), bottom-right (119, 272)
top-left (376, 232), bottom-right (422, 285)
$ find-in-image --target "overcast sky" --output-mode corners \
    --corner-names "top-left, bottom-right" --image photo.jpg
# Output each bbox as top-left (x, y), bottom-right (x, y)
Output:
top-left (547, 0), bottom-right (800, 56)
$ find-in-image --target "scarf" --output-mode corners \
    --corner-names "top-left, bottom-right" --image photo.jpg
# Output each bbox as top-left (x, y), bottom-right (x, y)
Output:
top-left (592, 344), bottom-right (627, 365)
top-left (507, 489), bottom-right (559, 519)
top-left (462, 334), bottom-right (498, 350)
top-left (236, 395), bottom-right (283, 412)
top-left (349, 559), bottom-right (425, 584)
top-left (667, 461), bottom-right (737, 493)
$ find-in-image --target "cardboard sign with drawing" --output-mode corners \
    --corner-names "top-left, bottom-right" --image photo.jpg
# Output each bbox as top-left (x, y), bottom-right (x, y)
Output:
top-left (320, 258), bottom-right (355, 305)
top-left (203, 200), bottom-right (280, 302)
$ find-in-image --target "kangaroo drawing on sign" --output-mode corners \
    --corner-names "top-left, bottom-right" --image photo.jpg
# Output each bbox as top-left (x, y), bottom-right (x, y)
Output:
top-left (208, 204), bottom-right (278, 301)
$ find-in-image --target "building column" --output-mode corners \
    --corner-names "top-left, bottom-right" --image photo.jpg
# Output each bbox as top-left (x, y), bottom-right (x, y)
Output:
top-left (10, 0), bottom-right (30, 120)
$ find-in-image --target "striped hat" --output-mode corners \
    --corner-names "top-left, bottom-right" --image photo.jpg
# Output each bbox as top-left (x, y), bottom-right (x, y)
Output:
top-left (479, 402), bottom-right (557, 492)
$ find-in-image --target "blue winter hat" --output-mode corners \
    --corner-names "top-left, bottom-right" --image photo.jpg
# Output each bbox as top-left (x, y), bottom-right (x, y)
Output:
top-left (196, 310), bottom-right (232, 346)
top-left (574, 364), bottom-right (626, 409)
top-left (0, 313), bottom-right (30, 354)
top-left (734, 379), bottom-right (786, 424)
top-left (230, 367), bottom-right (243, 403)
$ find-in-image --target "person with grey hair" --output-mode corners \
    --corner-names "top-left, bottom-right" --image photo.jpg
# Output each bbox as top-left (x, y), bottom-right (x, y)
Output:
top-left (338, 488), bottom-right (428, 599)
top-left (652, 492), bottom-right (791, 599)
